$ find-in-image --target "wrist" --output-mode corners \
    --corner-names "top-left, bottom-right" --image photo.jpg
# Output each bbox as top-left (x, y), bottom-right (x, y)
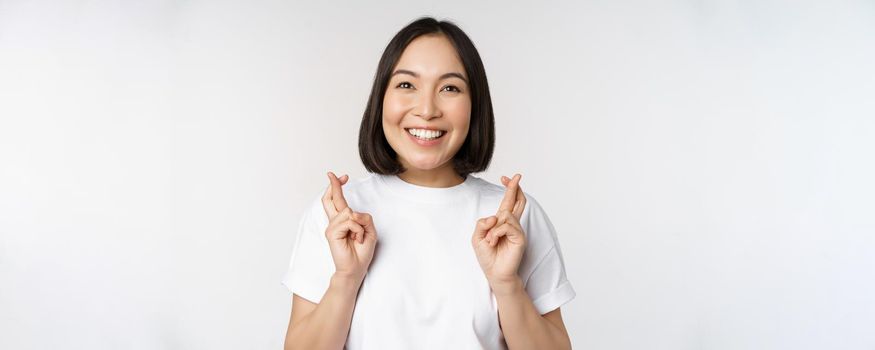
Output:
top-left (488, 275), bottom-right (524, 296)
top-left (331, 272), bottom-right (364, 292)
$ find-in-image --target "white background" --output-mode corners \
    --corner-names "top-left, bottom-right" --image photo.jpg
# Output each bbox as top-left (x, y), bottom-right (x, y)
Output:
top-left (1, 1), bottom-right (874, 349)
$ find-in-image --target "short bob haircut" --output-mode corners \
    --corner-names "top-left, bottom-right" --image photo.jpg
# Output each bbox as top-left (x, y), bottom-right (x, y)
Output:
top-left (358, 16), bottom-right (495, 179)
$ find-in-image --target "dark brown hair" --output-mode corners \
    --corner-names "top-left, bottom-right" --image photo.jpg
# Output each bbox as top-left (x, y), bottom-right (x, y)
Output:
top-left (358, 16), bottom-right (495, 179)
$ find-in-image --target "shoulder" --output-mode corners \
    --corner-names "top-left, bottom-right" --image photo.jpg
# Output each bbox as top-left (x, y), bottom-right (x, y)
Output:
top-left (466, 174), bottom-right (532, 206)
top-left (466, 175), bottom-right (505, 196)
top-left (338, 173), bottom-right (383, 209)
top-left (518, 191), bottom-right (554, 245)
top-left (466, 174), bottom-right (549, 222)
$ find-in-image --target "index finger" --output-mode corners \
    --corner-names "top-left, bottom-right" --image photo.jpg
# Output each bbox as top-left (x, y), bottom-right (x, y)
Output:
top-left (327, 171), bottom-right (349, 212)
top-left (498, 173), bottom-right (521, 213)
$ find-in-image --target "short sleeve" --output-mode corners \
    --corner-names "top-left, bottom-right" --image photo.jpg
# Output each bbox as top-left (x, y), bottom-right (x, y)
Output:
top-left (281, 193), bottom-right (334, 304)
top-left (519, 194), bottom-right (577, 315)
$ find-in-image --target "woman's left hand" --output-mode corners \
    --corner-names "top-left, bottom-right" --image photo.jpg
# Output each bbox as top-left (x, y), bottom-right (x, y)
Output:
top-left (472, 173), bottom-right (528, 290)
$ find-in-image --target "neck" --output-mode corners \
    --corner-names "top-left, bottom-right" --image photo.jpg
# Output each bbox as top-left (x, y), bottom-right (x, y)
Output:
top-left (397, 161), bottom-right (465, 188)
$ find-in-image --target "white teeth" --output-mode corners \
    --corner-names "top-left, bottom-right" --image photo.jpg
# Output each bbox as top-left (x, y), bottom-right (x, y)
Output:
top-left (407, 128), bottom-right (445, 140)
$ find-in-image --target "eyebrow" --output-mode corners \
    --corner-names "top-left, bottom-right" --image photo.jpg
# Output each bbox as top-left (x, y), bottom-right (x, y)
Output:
top-left (391, 69), bottom-right (468, 84)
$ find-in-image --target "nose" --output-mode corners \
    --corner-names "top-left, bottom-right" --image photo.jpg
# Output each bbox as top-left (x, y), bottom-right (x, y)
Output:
top-left (413, 92), bottom-right (441, 120)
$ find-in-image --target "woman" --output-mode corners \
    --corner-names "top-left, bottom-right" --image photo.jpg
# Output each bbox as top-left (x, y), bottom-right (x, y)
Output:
top-left (282, 17), bottom-right (575, 349)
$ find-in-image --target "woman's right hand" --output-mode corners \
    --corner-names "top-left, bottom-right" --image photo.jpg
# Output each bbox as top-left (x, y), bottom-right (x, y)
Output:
top-left (321, 171), bottom-right (378, 282)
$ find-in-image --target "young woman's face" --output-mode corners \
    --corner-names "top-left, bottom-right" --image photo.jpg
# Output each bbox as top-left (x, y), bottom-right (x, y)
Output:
top-left (382, 34), bottom-right (472, 173)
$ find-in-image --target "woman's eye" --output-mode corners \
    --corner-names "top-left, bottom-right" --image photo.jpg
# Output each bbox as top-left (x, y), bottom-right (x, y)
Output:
top-left (442, 85), bottom-right (461, 93)
top-left (397, 82), bottom-right (413, 89)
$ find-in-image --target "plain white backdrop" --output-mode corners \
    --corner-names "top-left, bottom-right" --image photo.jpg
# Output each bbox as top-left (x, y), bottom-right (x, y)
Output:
top-left (1, 0), bottom-right (874, 349)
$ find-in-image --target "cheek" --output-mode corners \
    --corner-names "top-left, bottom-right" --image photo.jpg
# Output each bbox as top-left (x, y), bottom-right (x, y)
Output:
top-left (445, 98), bottom-right (472, 130)
top-left (382, 95), bottom-right (407, 122)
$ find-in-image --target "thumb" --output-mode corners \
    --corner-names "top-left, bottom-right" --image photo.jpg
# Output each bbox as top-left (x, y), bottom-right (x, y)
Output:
top-left (352, 212), bottom-right (377, 242)
top-left (472, 216), bottom-right (497, 242)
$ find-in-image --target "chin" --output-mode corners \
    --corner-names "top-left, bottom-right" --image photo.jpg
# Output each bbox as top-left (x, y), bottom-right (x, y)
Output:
top-left (406, 162), bottom-right (443, 171)
top-left (404, 156), bottom-right (447, 171)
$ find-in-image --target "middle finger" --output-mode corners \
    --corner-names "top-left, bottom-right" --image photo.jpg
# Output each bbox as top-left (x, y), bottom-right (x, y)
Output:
top-left (498, 174), bottom-right (521, 213)
top-left (328, 171), bottom-right (350, 213)
top-left (321, 173), bottom-right (349, 218)
top-left (501, 175), bottom-right (526, 220)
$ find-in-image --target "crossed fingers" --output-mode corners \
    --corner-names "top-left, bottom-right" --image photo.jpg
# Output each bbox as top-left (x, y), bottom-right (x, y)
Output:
top-left (322, 171), bottom-right (349, 218)
top-left (497, 173), bottom-right (526, 223)
top-left (321, 171), bottom-right (373, 244)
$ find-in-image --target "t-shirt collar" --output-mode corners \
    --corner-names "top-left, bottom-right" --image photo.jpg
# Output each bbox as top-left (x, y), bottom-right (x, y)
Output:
top-left (377, 173), bottom-right (474, 204)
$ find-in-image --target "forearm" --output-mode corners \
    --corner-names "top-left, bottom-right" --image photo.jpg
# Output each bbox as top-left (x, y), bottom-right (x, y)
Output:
top-left (492, 277), bottom-right (571, 350)
top-left (284, 274), bottom-right (362, 350)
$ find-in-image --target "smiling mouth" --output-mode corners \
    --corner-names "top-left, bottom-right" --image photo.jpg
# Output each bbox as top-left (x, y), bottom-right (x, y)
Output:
top-left (405, 128), bottom-right (447, 141)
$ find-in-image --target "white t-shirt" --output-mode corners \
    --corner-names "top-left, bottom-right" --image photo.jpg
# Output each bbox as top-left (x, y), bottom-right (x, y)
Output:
top-left (282, 172), bottom-right (575, 349)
